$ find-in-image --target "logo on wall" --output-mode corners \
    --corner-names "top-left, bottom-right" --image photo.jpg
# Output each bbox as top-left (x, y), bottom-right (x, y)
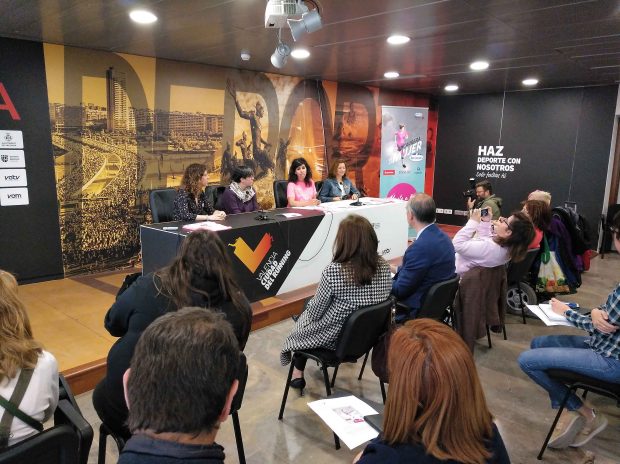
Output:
top-left (1, 154), bottom-right (7, 163)
top-left (4, 133), bottom-right (12, 142)
top-left (475, 145), bottom-right (521, 180)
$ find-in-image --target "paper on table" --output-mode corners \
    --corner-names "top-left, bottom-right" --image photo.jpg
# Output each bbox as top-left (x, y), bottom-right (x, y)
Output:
top-left (527, 304), bottom-right (574, 327)
top-left (308, 395), bottom-right (379, 449)
top-left (181, 221), bottom-right (231, 232)
top-left (278, 212), bottom-right (302, 218)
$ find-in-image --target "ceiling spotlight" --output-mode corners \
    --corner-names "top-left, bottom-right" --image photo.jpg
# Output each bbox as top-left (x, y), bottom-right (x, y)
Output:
top-left (271, 42), bottom-right (291, 68)
top-left (288, 9), bottom-right (323, 41)
top-left (470, 60), bottom-right (489, 71)
top-left (384, 71), bottom-right (399, 79)
top-left (291, 48), bottom-right (310, 59)
top-left (522, 78), bottom-right (539, 86)
top-left (445, 84), bottom-right (459, 92)
top-left (240, 50), bottom-right (251, 61)
top-left (129, 9), bottom-right (157, 24)
top-left (387, 35), bottom-right (410, 45)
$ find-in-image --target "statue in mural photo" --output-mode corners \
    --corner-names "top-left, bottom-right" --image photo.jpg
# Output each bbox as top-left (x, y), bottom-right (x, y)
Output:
top-left (235, 131), bottom-right (256, 172)
top-left (276, 137), bottom-right (291, 179)
top-left (227, 79), bottom-right (274, 180)
top-left (220, 142), bottom-right (237, 184)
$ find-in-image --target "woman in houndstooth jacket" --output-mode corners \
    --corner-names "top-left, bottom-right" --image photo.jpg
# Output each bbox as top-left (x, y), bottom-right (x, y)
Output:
top-left (280, 214), bottom-right (392, 392)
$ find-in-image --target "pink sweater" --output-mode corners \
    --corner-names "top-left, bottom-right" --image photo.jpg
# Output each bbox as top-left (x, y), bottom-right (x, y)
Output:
top-left (453, 219), bottom-right (509, 275)
top-left (287, 180), bottom-right (316, 205)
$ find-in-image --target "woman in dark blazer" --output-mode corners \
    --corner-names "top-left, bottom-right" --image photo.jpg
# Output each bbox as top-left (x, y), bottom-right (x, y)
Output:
top-left (173, 163), bottom-right (226, 221)
top-left (318, 159), bottom-right (360, 202)
top-left (92, 231), bottom-right (252, 441)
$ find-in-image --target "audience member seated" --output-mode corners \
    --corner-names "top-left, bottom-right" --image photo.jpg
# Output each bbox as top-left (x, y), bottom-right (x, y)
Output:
top-left (523, 199), bottom-right (551, 249)
top-left (453, 208), bottom-right (534, 275)
top-left (318, 159), bottom-right (360, 202)
top-left (173, 163), bottom-right (226, 221)
top-left (354, 319), bottom-right (510, 464)
top-left (118, 308), bottom-right (240, 464)
top-left (391, 193), bottom-right (455, 320)
top-left (219, 165), bottom-right (258, 215)
top-left (286, 157), bottom-right (320, 207)
top-left (528, 189), bottom-right (552, 205)
top-left (92, 231), bottom-right (252, 441)
top-left (517, 211), bottom-right (620, 450)
top-left (0, 270), bottom-right (58, 448)
top-left (280, 214), bottom-right (391, 392)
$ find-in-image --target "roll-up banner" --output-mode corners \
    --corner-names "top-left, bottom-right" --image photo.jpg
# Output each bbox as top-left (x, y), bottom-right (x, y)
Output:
top-left (380, 106), bottom-right (428, 236)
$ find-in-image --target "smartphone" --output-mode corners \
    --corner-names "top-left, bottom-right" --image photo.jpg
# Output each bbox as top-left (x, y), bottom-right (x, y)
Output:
top-left (481, 209), bottom-right (489, 217)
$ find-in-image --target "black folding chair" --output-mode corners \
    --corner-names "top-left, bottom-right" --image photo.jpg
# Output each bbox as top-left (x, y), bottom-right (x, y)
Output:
top-left (149, 188), bottom-right (177, 223)
top-left (537, 369), bottom-right (620, 460)
top-left (506, 248), bottom-right (540, 324)
top-left (230, 353), bottom-right (249, 464)
top-left (416, 275), bottom-right (460, 326)
top-left (278, 299), bottom-right (392, 449)
top-left (272, 180), bottom-right (289, 208)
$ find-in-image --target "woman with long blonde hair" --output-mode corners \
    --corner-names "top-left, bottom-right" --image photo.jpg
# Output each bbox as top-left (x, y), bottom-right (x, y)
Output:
top-left (355, 319), bottom-right (509, 464)
top-left (0, 270), bottom-right (58, 447)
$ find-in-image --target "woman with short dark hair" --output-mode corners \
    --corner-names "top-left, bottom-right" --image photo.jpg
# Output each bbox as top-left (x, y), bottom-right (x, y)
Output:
top-left (0, 270), bottom-right (58, 447)
top-left (219, 165), bottom-right (258, 214)
top-left (355, 319), bottom-right (509, 464)
top-left (173, 163), bottom-right (226, 221)
top-left (318, 159), bottom-right (360, 202)
top-left (280, 214), bottom-right (391, 392)
top-left (93, 231), bottom-right (252, 440)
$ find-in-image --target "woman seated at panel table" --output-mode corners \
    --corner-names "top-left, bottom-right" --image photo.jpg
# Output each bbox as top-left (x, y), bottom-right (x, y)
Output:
top-left (318, 158), bottom-right (360, 203)
top-left (287, 157), bottom-right (321, 207)
top-left (0, 270), bottom-right (59, 448)
top-left (173, 162), bottom-right (226, 221)
top-left (219, 165), bottom-right (258, 215)
top-left (92, 231), bottom-right (252, 441)
top-left (518, 211), bottom-right (620, 451)
top-left (280, 214), bottom-right (391, 393)
top-left (354, 319), bottom-right (510, 464)
top-left (453, 207), bottom-right (534, 275)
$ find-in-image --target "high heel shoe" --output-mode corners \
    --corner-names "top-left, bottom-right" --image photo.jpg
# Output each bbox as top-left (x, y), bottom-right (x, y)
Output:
top-left (290, 377), bottom-right (306, 395)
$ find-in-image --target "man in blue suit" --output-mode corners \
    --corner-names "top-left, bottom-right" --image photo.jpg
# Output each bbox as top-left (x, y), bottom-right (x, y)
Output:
top-left (391, 193), bottom-right (456, 320)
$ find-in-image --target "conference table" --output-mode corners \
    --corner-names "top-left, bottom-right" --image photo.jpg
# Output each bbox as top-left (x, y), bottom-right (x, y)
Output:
top-left (140, 198), bottom-right (408, 302)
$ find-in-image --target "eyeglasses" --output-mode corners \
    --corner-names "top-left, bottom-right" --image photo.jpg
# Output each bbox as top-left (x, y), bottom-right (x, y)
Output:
top-left (609, 226), bottom-right (619, 235)
top-left (498, 216), bottom-right (513, 231)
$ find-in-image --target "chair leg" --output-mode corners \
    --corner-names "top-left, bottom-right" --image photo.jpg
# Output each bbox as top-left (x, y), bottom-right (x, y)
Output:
top-left (358, 351), bottom-right (369, 380)
top-left (517, 284), bottom-right (527, 325)
top-left (380, 381), bottom-right (386, 404)
top-left (538, 387), bottom-right (574, 460)
top-left (486, 325), bottom-right (492, 348)
top-left (321, 365), bottom-right (332, 397)
top-left (330, 365), bottom-right (339, 388)
top-left (502, 324), bottom-right (507, 340)
top-left (97, 425), bottom-right (107, 464)
top-left (232, 411), bottom-right (246, 464)
top-left (278, 360), bottom-right (296, 420)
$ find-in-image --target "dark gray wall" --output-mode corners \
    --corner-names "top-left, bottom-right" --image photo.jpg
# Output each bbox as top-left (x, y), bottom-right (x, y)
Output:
top-left (434, 86), bottom-right (618, 245)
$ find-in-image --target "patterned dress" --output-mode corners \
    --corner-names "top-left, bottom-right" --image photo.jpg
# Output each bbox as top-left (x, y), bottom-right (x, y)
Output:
top-left (280, 259), bottom-right (392, 365)
top-left (172, 189), bottom-right (214, 221)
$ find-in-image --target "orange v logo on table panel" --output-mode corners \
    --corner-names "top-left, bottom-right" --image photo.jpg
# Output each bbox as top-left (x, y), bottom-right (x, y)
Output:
top-left (229, 233), bottom-right (273, 273)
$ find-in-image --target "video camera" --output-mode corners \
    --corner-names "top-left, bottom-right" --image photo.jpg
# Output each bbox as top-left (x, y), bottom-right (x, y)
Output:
top-left (462, 178), bottom-right (477, 201)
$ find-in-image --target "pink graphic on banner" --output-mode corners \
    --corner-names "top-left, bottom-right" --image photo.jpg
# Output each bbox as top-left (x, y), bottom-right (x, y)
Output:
top-left (387, 183), bottom-right (417, 201)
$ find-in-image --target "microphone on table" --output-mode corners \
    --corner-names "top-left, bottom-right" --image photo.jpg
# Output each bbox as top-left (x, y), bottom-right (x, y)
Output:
top-left (255, 209), bottom-right (270, 221)
top-left (350, 187), bottom-right (366, 206)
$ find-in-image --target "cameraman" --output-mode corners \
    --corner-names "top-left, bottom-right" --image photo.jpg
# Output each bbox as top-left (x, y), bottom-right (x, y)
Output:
top-left (467, 180), bottom-right (502, 220)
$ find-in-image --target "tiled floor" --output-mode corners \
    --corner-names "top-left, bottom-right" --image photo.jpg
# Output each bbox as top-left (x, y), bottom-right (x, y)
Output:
top-left (69, 253), bottom-right (620, 464)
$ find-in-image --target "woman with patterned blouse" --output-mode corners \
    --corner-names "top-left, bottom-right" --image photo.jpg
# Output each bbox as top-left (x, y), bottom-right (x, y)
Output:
top-left (280, 214), bottom-right (392, 393)
top-left (173, 163), bottom-right (226, 221)
top-left (518, 211), bottom-right (620, 450)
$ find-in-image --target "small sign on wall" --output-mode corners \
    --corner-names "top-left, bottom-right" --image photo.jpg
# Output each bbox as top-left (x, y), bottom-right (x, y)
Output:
top-left (0, 130), bottom-right (24, 149)
top-left (0, 187), bottom-right (29, 206)
top-left (0, 150), bottom-right (25, 168)
top-left (0, 168), bottom-right (27, 187)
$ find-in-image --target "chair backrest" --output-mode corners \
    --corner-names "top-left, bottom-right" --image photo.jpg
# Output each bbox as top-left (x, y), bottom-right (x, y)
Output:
top-left (206, 185), bottom-right (227, 210)
top-left (149, 188), bottom-right (177, 223)
top-left (230, 353), bottom-right (248, 414)
top-left (315, 180), bottom-right (323, 194)
top-left (0, 398), bottom-right (93, 464)
top-left (273, 180), bottom-right (289, 208)
top-left (506, 248), bottom-right (539, 286)
top-left (335, 299), bottom-right (392, 362)
top-left (416, 275), bottom-right (460, 320)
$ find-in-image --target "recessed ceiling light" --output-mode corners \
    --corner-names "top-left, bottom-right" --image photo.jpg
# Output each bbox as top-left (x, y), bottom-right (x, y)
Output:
top-left (291, 48), bottom-right (310, 59)
top-left (470, 60), bottom-right (489, 71)
top-left (384, 71), bottom-right (400, 79)
top-left (387, 35), bottom-right (410, 45)
top-left (445, 84), bottom-right (459, 92)
top-left (129, 10), bottom-right (158, 24)
top-left (522, 78), bottom-right (539, 86)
